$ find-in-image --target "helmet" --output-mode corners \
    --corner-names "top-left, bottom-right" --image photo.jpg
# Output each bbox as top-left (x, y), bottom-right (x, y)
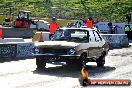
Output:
top-left (52, 17), bottom-right (56, 21)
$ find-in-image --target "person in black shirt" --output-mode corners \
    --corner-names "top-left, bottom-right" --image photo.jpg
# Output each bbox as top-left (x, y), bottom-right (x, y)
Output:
top-left (126, 13), bottom-right (131, 24)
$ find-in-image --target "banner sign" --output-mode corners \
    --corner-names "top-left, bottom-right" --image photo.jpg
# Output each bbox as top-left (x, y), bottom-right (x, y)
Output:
top-left (0, 44), bottom-right (17, 58)
top-left (16, 43), bottom-right (34, 57)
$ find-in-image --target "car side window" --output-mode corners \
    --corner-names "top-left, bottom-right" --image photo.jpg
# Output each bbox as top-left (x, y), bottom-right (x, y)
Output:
top-left (89, 30), bottom-right (96, 42)
top-left (70, 30), bottom-right (89, 43)
top-left (96, 31), bottom-right (102, 41)
top-left (94, 31), bottom-right (102, 42)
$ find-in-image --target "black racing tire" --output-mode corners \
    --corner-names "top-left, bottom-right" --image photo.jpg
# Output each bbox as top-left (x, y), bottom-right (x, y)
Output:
top-left (36, 58), bottom-right (46, 69)
top-left (79, 53), bottom-right (87, 67)
top-left (96, 52), bottom-right (106, 67)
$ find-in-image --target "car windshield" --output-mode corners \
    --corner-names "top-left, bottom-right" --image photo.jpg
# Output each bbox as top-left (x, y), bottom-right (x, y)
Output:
top-left (51, 29), bottom-right (89, 42)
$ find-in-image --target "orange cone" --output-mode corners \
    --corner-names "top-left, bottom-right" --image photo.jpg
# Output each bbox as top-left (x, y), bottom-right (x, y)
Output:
top-left (39, 31), bottom-right (44, 42)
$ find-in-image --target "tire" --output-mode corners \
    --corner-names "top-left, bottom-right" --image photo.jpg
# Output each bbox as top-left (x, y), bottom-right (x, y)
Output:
top-left (96, 53), bottom-right (106, 67)
top-left (36, 58), bottom-right (46, 69)
top-left (79, 53), bottom-right (87, 67)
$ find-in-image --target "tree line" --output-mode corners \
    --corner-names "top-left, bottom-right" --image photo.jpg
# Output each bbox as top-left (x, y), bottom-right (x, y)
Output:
top-left (0, 0), bottom-right (131, 22)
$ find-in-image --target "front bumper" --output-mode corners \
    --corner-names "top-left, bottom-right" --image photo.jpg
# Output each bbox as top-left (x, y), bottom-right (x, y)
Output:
top-left (33, 54), bottom-right (80, 62)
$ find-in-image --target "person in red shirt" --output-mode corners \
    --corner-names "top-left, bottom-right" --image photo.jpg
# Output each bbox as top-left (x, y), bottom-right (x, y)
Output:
top-left (86, 17), bottom-right (93, 28)
top-left (49, 17), bottom-right (59, 39)
top-left (0, 27), bottom-right (2, 38)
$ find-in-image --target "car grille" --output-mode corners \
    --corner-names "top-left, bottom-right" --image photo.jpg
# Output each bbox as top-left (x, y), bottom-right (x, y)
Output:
top-left (40, 48), bottom-right (68, 55)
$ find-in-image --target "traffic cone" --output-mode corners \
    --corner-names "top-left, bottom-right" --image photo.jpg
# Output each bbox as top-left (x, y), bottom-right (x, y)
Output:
top-left (39, 31), bottom-right (44, 42)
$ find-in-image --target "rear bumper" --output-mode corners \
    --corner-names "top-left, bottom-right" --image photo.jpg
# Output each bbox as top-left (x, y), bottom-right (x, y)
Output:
top-left (33, 54), bottom-right (80, 62)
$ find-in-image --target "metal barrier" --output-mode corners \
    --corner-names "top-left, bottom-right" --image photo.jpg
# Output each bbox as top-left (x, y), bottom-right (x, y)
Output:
top-left (0, 34), bottom-right (129, 58)
top-left (101, 34), bottom-right (129, 48)
top-left (2, 28), bottom-right (34, 38)
top-left (0, 42), bottom-right (34, 58)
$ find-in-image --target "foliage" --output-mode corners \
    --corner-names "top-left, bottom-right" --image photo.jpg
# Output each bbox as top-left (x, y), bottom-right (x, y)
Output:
top-left (0, 0), bottom-right (132, 22)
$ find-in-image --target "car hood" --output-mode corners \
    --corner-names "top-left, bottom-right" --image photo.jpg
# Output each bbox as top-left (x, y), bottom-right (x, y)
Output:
top-left (35, 41), bottom-right (79, 48)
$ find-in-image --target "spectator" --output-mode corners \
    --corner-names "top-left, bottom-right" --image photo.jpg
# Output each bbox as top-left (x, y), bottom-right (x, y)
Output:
top-left (0, 27), bottom-right (2, 38)
top-left (124, 25), bottom-right (131, 40)
top-left (49, 17), bottom-right (59, 39)
top-left (86, 17), bottom-right (93, 28)
top-left (75, 21), bottom-right (81, 28)
top-left (67, 22), bottom-right (76, 28)
top-left (126, 13), bottom-right (131, 24)
top-left (112, 26), bottom-right (118, 34)
top-left (107, 22), bottom-right (113, 34)
top-left (78, 19), bottom-right (86, 26)
top-left (67, 22), bottom-right (71, 28)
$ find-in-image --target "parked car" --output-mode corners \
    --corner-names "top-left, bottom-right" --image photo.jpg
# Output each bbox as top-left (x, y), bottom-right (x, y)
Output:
top-left (30, 20), bottom-right (49, 31)
top-left (33, 28), bottom-right (109, 69)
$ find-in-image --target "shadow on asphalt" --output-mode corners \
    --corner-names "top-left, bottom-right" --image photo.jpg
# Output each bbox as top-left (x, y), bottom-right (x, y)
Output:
top-left (109, 45), bottom-right (131, 50)
top-left (0, 57), bottom-right (34, 63)
top-left (33, 65), bottom-right (116, 78)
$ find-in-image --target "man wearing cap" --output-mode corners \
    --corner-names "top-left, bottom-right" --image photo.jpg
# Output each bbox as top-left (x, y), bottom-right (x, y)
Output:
top-left (49, 17), bottom-right (59, 39)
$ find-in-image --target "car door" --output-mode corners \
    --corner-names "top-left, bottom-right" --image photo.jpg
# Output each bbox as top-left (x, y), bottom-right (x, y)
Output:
top-left (74, 30), bottom-right (89, 57)
top-left (93, 31), bottom-right (104, 57)
top-left (88, 30), bottom-right (99, 58)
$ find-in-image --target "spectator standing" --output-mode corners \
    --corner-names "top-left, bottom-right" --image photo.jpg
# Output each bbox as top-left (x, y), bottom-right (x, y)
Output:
top-left (107, 22), bottom-right (113, 34)
top-left (124, 25), bottom-right (131, 40)
top-left (75, 21), bottom-right (81, 28)
top-left (49, 17), bottom-right (59, 39)
top-left (126, 13), bottom-right (131, 24)
top-left (78, 19), bottom-right (86, 26)
top-left (66, 22), bottom-right (71, 28)
top-left (112, 26), bottom-right (118, 34)
top-left (86, 17), bottom-right (93, 28)
top-left (0, 27), bottom-right (2, 38)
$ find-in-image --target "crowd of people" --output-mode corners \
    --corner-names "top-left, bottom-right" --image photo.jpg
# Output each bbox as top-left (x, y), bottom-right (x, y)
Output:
top-left (49, 15), bottom-right (132, 41)
top-left (48, 16), bottom-right (117, 37)
top-left (49, 17), bottom-right (95, 39)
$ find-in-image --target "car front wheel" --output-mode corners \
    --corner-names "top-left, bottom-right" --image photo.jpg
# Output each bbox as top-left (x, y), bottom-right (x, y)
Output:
top-left (79, 53), bottom-right (87, 67)
top-left (36, 58), bottom-right (46, 69)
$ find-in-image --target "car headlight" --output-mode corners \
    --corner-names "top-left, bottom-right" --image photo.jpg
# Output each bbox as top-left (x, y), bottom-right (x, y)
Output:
top-left (68, 48), bottom-right (76, 55)
top-left (34, 48), bottom-right (39, 54)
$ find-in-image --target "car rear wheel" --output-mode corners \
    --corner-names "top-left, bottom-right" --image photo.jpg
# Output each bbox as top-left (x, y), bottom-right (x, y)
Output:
top-left (36, 58), bottom-right (46, 69)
